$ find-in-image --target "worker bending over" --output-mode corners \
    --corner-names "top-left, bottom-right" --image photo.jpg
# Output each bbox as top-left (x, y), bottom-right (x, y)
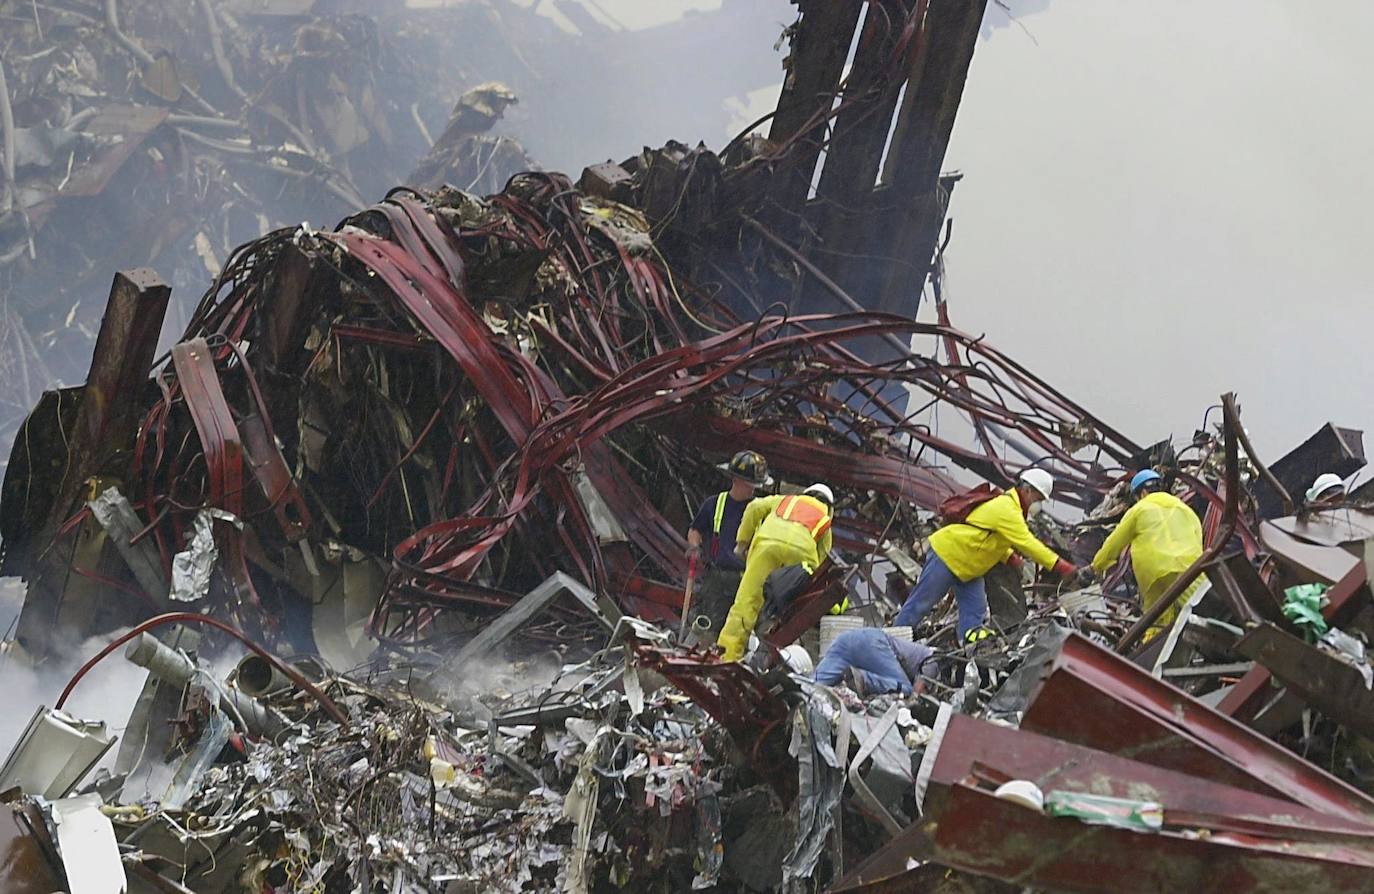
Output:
top-left (1090, 470), bottom-right (1203, 643)
top-left (814, 628), bottom-right (938, 696)
top-left (686, 451), bottom-right (772, 633)
top-left (894, 469), bottom-right (1075, 643)
top-left (717, 483), bottom-right (834, 661)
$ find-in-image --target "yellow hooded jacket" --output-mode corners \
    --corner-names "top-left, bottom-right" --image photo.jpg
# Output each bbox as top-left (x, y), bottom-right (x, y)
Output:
top-left (929, 488), bottom-right (1060, 582)
top-left (736, 494), bottom-right (834, 567)
top-left (716, 494), bottom-right (834, 661)
top-left (1090, 490), bottom-right (1202, 593)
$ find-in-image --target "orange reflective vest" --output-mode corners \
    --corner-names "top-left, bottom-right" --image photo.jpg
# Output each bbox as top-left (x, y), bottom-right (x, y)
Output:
top-left (774, 494), bottom-right (832, 542)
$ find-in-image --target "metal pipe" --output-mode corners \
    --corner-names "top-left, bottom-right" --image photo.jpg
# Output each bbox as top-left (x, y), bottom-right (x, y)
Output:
top-left (125, 632), bottom-right (285, 736)
top-left (1116, 392), bottom-right (1241, 654)
top-left (196, 0), bottom-right (247, 102)
top-left (0, 55), bottom-right (16, 214)
top-left (104, 0), bottom-right (219, 116)
top-left (235, 654), bottom-right (290, 697)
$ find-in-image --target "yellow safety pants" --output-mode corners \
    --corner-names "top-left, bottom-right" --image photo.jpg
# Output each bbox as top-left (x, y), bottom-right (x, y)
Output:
top-left (717, 538), bottom-right (812, 661)
top-left (1140, 571), bottom-right (1204, 644)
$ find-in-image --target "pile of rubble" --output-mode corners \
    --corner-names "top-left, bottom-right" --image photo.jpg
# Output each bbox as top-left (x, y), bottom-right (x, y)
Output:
top-left (0, 0), bottom-right (563, 460)
top-left (4, 2), bottom-right (1374, 891)
top-left (9, 492), bottom-right (1374, 892)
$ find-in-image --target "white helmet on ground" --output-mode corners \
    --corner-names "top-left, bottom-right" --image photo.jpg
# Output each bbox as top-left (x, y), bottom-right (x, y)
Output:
top-left (1018, 468), bottom-right (1054, 501)
top-left (1305, 473), bottom-right (1346, 504)
top-left (803, 483), bottom-right (835, 505)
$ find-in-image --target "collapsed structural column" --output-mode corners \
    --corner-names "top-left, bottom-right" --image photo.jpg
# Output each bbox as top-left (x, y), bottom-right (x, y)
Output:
top-left (14, 268), bottom-right (170, 660)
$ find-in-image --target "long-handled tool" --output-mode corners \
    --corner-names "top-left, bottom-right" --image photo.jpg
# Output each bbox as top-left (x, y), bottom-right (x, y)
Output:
top-left (678, 553), bottom-right (699, 641)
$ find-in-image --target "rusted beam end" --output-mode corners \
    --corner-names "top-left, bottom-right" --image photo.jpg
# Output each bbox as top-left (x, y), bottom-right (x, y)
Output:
top-left (80, 268), bottom-right (172, 451)
top-left (870, 0), bottom-right (987, 315)
top-left (260, 243), bottom-right (323, 373)
top-left (765, 0), bottom-right (865, 215)
top-left (14, 268), bottom-right (170, 660)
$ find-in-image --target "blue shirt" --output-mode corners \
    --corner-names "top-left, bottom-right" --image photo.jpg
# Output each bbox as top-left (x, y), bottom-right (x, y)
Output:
top-left (689, 492), bottom-right (749, 572)
top-left (890, 637), bottom-right (939, 682)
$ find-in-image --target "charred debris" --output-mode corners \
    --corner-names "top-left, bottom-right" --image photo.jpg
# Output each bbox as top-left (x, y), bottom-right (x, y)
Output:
top-left (3, 2), bottom-right (1374, 892)
top-left (2, 0), bottom-right (783, 456)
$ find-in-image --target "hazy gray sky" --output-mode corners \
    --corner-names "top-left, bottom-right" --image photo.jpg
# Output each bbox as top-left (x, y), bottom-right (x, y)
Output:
top-left (573, 0), bottom-right (1372, 462)
top-left (943, 1), bottom-right (1374, 459)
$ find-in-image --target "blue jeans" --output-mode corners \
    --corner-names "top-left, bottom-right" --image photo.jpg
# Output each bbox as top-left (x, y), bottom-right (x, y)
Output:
top-left (893, 551), bottom-right (987, 637)
top-left (814, 629), bottom-right (911, 695)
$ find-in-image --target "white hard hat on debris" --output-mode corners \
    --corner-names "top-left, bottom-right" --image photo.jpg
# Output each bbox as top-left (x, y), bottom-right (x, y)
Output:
top-left (1305, 473), bottom-right (1346, 504)
top-left (1018, 468), bottom-right (1054, 501)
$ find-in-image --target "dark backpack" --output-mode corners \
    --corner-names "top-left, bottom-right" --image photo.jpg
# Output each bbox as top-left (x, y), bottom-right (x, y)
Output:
top-left (762, 564), bottom-right (812, 620)
top-left (936, 483), bottom-right (1003, 526)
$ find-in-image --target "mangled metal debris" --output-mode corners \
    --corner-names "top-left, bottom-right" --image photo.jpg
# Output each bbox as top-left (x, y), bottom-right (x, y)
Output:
top-left (3, 1), bottom-right (1374, 891)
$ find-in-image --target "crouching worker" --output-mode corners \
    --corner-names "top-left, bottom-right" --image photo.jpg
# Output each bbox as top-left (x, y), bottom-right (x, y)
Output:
top-left (717, 484), bottom-right (835, 661)
top-left (814, 629), bottom-right (938, 696)
top-left (893, 469), bottom-right (1077, 643)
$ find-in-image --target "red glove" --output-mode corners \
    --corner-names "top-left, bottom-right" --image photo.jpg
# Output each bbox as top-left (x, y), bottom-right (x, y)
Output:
top-left (1052, 558), bottom-right (1077, 577)
top-left (1006, 554), bottom-right (1024, 570)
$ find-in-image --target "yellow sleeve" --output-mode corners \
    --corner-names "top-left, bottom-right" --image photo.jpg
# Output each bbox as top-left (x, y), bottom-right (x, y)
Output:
top-left (989, 494), bottom-right (1060, 569)
top-left (1091, 503), bottom-right (1140, 574)
top-left (817, 525), bottom-right (833, 559)
top-left (737, 495), bottom-right (782, 547)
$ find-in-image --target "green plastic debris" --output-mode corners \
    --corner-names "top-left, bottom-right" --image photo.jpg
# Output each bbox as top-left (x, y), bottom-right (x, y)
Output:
top-left (1043, 791), bottom-right (1163, 832)
top-left (1283, 583), bottom-right (1331, 642)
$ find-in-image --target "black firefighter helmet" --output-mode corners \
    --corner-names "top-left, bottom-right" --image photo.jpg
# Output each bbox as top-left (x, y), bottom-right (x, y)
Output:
top-left (718, 450), bottom-right (773, 487)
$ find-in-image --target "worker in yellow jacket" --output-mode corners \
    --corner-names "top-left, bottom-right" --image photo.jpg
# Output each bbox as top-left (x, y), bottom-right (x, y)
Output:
top-left (717, 484), bottom-right (835, 661)
top-left (894, 469), bottom-right (1076, 642)
top-left (1091, 470), bottom-right (1203, 643)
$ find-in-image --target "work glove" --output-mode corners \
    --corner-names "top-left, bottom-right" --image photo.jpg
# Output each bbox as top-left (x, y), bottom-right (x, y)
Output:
top-left (1052, 558), bottom-right (1077, 578)
top-left (1005, 554), bottom-right (1024, 570)
top-left (1074, 566), bottom-right (1097, 588)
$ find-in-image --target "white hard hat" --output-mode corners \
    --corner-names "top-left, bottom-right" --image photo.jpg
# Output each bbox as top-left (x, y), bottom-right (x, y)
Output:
top-left (803, 483), bottom-right (835, 505)
top-left (1018, 468), bottom-right (1054, 501)
top-left (780, 644), bottom-right (814, 676)
top-left (994, 779), bottom-right (1045, 812)
top-left (1305, 473), bottom-right (1346, 504)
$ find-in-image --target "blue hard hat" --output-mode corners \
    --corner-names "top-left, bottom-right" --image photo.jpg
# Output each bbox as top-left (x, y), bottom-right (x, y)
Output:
top-left (1130, 470), bottom-right (1162, 493)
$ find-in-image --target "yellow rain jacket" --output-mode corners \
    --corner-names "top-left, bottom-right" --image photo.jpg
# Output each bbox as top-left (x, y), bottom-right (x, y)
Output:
top-left (929, 488), bottom-right (1060, 582)
top-left (1091, 491), bottom-right (1203, 635)
top-left (717, 494), bottom-right (833, 660)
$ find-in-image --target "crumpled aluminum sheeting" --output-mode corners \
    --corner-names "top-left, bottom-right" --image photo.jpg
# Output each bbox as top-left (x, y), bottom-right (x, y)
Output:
top-left (169, 507), bottom-right (239, 602)
top-left (1320, 627), bottom-right (1374, 690)
top-left (94, 629), bottom-right (775, 893)
top-left (782, 698), bottom-right (844, 889)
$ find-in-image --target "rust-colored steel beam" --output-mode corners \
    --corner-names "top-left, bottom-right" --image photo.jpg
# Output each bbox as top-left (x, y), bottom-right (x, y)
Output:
top-left (869, 0), bottom-right (987, 316)
top-left (1021, 632), bottom-right (1374, 826)
top-left (14, 268), bottom-right (170, 658)
top-left (923, 781), bottom-right (1374, 892)
top-left (836, 713), bottom-right (1374, 892)
top-left (1235, 622), bottom-right (1374, 740)
top-left (765, 0), bottom-right (865, 213)
top-left (1217, 561), bottom-right (1369, 725)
